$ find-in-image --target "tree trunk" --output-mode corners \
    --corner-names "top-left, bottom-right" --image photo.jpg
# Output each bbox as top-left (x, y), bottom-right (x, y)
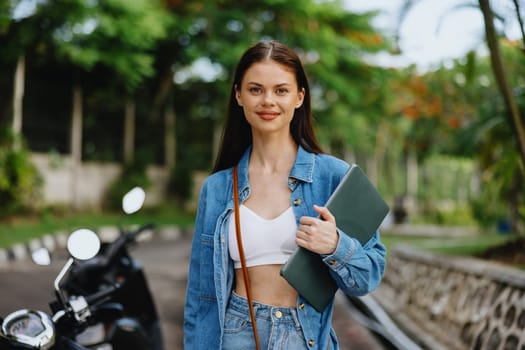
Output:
top-left (511, 0), bottom-right (525, 49)
top-left (509, 169), bottom-right (522, 234)
top-left (12, 55), bottom-right (25, 149)
top-left (406, 149), bottom-right (418, 214)
top-left (406, 150), bottom-right (418, 197)
top-left (479, 0), bottom-right (525, 171)
top-left (124, 98), bottom-right (136, 165)
top-left (70, 84), bottom-right (83, 210)
top-left (373, 121), bottom-right (389, 185)
top-left (366, 157), bottom-right (377, 187)
top-left (164, 101), bottom-right (176, 170)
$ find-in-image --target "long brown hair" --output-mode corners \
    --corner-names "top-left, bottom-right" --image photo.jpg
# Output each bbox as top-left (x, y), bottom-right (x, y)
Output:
top-left (213, 41), bottom-right (324, 173)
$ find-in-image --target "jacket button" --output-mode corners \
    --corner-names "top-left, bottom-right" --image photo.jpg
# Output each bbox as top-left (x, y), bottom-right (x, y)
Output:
top-left (308, 340), bottom-right (315, 347)
top-left (329, 260), bottom-right (337, 265)
top-left (289, 178), bottom-right (296, 184)
top-left (293, 198), bottom-right (301, 206)
top-left (299, 303), bottom-right (305, 310)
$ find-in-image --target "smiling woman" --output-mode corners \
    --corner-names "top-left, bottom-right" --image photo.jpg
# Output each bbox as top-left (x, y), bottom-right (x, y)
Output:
top-left (183, 40), bottom-right (387, 350)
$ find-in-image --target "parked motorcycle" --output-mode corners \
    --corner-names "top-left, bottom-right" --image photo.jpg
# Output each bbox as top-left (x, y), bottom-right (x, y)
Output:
top-left (0, 187), bottom-right (164, 350)
top-left (0, 228), bottom-right (113, 349)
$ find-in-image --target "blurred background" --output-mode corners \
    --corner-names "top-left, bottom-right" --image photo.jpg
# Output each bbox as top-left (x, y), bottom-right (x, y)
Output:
top-left (1, 0), bottom-right (523, 239)
top-left (1, 1), bottom-right (525, 349)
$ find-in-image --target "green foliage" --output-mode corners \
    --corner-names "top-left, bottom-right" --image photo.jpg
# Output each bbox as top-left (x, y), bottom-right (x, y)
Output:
top-left (442, 44), bottom-right (525, 231)
top-left (0, 1), bottom-right (11, 34)
top-left (409, 155), bottom-right (478, 226)
top-left (470, 181), bottom-right (509, 228)
top-left (50, 0), bottom-right (171, 91)
top-left (420, 155), bottom-right (476, 201)
top-left (0, 130), bottom-right (42, 217)
top-left (168, 163), bottom-right (194, 203)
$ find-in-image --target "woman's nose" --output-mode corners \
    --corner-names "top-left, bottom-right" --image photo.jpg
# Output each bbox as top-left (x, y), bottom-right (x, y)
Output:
top-left (262, 91), bottom-right (275, 105)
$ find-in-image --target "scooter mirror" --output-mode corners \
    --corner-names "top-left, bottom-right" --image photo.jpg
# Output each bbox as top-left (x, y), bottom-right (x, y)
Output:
top-left (67, 229), bottom-right (101, 260)
top-left (122, 187), bottom-right (146, 214)
top-left (31, 247), bottom-right (51, 266)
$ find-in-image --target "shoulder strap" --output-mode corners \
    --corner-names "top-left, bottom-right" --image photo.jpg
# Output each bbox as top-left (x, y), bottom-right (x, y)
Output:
top-left (232, 166), bottom-right (261, 350)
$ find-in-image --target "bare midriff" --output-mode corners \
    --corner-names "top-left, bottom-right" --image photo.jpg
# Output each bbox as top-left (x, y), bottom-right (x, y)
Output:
top-left (234, 264), bottom-right (298, 307)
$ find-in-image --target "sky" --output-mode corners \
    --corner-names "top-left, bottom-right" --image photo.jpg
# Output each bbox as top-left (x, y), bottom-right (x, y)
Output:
top-left (343, 0), bottom-right (522, 70)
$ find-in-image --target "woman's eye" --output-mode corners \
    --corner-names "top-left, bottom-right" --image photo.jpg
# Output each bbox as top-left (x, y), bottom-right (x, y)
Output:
top-left (276, 88), bottom-right (288, 95)
top-left (249, 87), bottom-right (262, 94)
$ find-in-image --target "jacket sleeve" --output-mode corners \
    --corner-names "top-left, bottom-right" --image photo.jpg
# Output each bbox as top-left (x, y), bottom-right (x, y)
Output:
top-left (183, 181), bottom-right (208, 348)
top-left (317, 157), bottom-right (387, 296)
top-left (321, 230), bottom-right (386, 296)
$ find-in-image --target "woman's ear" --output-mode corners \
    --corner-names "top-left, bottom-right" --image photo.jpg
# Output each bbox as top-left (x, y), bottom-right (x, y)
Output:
top-left (296, 87), bottom-right (305, 109)
top-left (234, 84), bottom-right (243, 106)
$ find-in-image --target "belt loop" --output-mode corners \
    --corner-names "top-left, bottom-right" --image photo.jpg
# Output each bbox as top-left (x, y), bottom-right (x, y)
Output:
top-left (290, 307), bottom-right (301, 328)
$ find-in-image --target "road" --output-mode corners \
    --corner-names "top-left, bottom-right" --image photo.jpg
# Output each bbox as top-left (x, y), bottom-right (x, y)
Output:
top-left (0, 232), bottom-right (384, 350)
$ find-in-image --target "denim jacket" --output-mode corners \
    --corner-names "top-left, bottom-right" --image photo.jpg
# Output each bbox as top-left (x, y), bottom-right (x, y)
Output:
top-left (184, 146), bottom-right (387, 349)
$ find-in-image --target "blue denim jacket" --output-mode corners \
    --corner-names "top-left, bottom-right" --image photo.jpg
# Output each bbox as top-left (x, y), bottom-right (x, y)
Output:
top-left (184, 146), bottom-right (387, 349)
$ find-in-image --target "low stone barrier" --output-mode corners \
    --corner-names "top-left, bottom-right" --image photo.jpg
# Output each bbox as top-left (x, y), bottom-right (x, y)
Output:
top-left (373, 245), bottom-right (525, 350)
top-left (0, 225), bottom-right (188, 270)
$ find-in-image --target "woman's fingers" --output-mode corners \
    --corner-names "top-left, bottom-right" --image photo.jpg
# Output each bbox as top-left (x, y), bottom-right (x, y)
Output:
top-left (296, 206), bottom-right (338, 254)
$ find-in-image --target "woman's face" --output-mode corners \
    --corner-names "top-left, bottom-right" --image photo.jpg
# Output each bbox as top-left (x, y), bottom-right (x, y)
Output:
top-left (235, 60), bottom-right (304, 137)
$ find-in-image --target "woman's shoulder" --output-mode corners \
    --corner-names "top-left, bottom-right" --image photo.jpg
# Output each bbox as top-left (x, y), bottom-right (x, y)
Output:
top-left (315, 153), bottom-right (350, 176)
top-left (197, 168), bottom-right (232, 207)
top-left (201, 168), bottom-right (231, 190)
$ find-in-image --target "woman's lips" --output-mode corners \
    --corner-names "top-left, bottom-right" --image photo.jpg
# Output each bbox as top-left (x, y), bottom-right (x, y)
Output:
top-left (257, 111), bottom-right (279, 120)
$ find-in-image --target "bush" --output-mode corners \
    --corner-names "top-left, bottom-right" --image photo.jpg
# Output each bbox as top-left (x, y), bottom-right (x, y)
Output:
top-left (0, 130), bottom-right (42, 218)
top-left (168, 163), bottom-right (194, 202)
top-left (470, 182), bottom-right (508, 229)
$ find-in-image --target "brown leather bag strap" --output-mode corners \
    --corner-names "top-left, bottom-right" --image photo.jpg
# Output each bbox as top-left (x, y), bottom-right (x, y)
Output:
top-left (232, 166), bottom-right (261, 350)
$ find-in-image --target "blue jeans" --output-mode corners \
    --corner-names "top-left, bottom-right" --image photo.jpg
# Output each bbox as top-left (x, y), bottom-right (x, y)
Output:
top-left (222, 292), bottom-right (309, 350)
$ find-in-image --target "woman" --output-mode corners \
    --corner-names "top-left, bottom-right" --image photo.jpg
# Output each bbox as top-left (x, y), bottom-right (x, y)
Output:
top-left (183, 40), bottom-right (386, 350)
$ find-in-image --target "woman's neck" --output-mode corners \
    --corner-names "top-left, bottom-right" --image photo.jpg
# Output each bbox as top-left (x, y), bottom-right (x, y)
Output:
top-left (250, 135), bottom-right (297, 174)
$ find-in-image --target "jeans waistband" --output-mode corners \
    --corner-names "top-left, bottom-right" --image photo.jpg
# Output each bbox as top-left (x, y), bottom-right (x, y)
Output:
top-left (228, 292), bottom-right (301, 327)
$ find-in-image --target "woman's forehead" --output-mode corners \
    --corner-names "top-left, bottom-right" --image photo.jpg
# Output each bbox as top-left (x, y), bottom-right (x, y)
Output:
top-left (241, 61), bottom-right (297, 86)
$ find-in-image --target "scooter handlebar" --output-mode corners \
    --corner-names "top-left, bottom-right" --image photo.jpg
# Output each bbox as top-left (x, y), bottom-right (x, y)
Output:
top-left (85, 283), bottom-right (120, 305)
top-left (102, 222), bottom-right (155, 265)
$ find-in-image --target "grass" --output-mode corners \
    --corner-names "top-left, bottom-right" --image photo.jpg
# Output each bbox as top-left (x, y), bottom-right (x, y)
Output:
top-left (380, 229), bottom-right (523, 270)
top-left (380, 232), bottom-right (510, 255)
top-left (0, 203), bottom-right (195, 249)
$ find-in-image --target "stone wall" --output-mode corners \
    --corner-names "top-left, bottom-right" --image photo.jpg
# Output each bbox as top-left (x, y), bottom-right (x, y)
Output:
top-left (373, 245), bottom-right (525, 350)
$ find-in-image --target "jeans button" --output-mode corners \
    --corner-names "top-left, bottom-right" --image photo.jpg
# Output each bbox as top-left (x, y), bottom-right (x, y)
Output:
top-left (275, 310), bottom-right (283, 318)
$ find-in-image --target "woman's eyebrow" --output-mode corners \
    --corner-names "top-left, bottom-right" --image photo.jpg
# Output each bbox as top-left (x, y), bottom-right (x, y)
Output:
top-left (246, 82), bottom-right (292, 87)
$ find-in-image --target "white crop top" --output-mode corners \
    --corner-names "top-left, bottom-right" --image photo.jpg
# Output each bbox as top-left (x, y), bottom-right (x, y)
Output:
top-left (228, 205), bottom-right (297, 268)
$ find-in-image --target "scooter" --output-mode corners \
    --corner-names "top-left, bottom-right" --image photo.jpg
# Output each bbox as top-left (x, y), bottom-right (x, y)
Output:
top-left (57, 187), bottom-right (164, 350)
top-left (0, 228), bottom-right (118, 349)
top-left (0, 187), bottom-right (164, 350)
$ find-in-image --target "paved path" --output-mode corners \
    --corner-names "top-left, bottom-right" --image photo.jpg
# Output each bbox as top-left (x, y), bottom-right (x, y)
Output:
top-left (0, 232), bottom-right (384, 349)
